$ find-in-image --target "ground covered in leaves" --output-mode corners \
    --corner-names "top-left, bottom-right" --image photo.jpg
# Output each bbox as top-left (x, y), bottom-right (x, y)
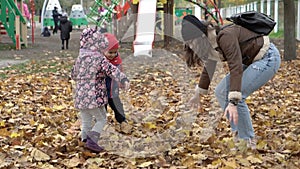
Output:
top-left (0, 30), bottom-right (300, 168)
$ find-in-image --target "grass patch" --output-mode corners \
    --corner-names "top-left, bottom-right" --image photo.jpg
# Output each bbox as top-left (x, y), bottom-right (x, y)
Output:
top-left (0, 44), bottom-right (15, 50)
top-left (269, 30), bottom-right (284, 39)
top-left (0, 58), bottom-right (74, 79)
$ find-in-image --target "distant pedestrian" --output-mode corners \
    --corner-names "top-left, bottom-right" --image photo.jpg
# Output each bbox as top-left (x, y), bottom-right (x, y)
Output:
top-left (52, 6), bottom-right (62, 34)
top-left (58, 13), bottom-right (72, 50)
top-left (41, 27), bottom-right (51, 37)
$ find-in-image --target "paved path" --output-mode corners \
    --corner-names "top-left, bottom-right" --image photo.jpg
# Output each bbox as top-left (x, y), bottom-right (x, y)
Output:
top-left (0, 21), bottom-right (184, 69)
top-left (0, 22), bottom-right (82, 69)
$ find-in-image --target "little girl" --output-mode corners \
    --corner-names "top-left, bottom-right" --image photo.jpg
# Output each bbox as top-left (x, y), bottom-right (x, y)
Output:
top-left (103, 33), bottom-right (127, 124)
top-left (71, 28), bottom-right (130, 153)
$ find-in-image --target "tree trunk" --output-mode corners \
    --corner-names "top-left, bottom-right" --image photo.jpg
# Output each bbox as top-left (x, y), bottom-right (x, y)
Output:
top-left (131, 3), bottom-right (138, 41)
top-left (284, 0), bottom-right (297, 60)
top-left (163, 0), bottom-right (174, 48)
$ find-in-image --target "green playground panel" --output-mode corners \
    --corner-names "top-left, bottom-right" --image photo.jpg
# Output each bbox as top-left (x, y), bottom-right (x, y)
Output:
top-left (43, 18), bottom-right (54, 27)
top-left (175, 8), bottom-right (193, 23)
top-left (88, 0), bottom-right (120, 27)
top-left (69, 18), bottom-right (88, 26)
top-left (175, 8), bottom-right (193, 17)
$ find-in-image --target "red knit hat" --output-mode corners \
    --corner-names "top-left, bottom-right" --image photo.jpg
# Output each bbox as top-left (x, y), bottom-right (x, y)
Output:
top-left (104, 33), bottom-right (119, 51)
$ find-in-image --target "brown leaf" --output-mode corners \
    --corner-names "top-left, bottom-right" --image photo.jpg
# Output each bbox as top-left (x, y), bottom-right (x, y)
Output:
top-left (30, 148), bottom-right (50, 161)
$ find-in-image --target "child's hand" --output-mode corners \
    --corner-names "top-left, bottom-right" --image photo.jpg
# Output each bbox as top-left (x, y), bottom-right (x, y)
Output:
top-left (124, 81), bottom-right (130, 91)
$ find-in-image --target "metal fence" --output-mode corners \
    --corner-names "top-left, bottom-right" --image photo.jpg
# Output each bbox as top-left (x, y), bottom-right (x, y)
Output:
top-left (194, 0), bottom-right (300, 40)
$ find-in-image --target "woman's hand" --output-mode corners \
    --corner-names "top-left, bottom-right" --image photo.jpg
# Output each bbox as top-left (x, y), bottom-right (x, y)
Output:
top-left (224, 103), bottom-right (238, 125)
top-left (189, 85), bottom-right (207, 109)
top-left (188, 94), bottom-right (200, 109)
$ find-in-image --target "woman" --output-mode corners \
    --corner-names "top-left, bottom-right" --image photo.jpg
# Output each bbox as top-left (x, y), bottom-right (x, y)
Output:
top-left (181, 15), bottom-right (281, 149)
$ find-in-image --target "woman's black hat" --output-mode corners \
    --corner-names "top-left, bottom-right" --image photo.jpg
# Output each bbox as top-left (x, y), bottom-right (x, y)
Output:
top-left (181, 15), bottom-right (208, 41)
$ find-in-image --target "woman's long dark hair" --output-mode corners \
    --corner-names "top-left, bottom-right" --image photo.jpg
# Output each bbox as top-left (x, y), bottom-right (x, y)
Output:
top-left (184, 44), bottom-right (203, 68)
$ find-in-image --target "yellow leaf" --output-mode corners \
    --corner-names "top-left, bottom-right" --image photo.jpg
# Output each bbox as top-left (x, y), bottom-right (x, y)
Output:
top-left (159, 0), bottom-right (167, 4)
top-left (282, 149), bottom-right (292, 154)
top-left (31, 148), bottom-right (50, 161)
top-left (246, 155), bottom-right (263, 164)
top-left (27, 75), bottom-right (33, 80)
top-left (144, 122), bottom-right (157, 129)
top-left (223, 159), bottom-right (237, 168)
top-left (51, 95), bottom-right (57, 99)
top-left (165, 120), bottom-right (176, 128)
top-left (138, 161), bottom-right (153, 167)
top-left (0, 128), bottom-right (10, 137)
top-left (211, 159), bottom-right (222, 166)
top-left (10, 132), bottom-right (21, 138)
top-left (182, 156), bottom-right (195, 167)
top-left (53, 105), bottom-right (64, 111)
top-left (192, 153), bottom-right (207, 160)
top-left (269, 109), bottom-right (277, 117)
top-left (30, 119), bottom-right (36, 126)
top-left (257, 140), bottom-right (267, 149)
top-left (37, 124), bottom-right (45, 131)
top-left (64, 157), bottom-right (81, 167)
top-left (5, 102), bottom-right (14, 107)
top-left (236, 140), bottom-right (248, 152)
top-left (214, 149), bottom-right (222, 153)
top-left (275, 152), bottom-right (285, 162)
top-left (144, 136), bottom-right (152, 143)
top-left (42, 107), bottom-right (52, 112)
top-left (0, 121), bottom-right (5, 127)
top-left (165, 71), bottom-right (172, 76)
top-left (238, 158), bottom-right (251, 167)
top-left (109, 135), bottom-right (119, 141)
top-left (132, 0), bottom-right (139, 4)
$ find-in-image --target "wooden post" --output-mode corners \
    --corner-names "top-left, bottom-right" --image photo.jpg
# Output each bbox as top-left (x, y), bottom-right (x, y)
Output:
top-left (30, 0), bottom-right (35, 44)
top-left (163, 2), bottom-right (168, 47)
top-left (131, 3), bottom-right (138, 51)
top-left (170, 0), bottom-right (174, 39)
top-left (163, 0), bottom-right (174, 48)
top-left (15, 16), bottom-right (21, 50)
top-left (19, 0), bottom-right (28, 47)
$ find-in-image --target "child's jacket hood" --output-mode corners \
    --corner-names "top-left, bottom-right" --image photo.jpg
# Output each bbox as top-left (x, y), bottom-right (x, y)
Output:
top-left (80, 28), bottom-right (108, 52)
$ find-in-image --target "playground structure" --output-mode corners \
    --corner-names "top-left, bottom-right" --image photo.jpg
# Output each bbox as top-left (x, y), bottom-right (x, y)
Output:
top-left (41, 0), bottom-right (62, 29)
top-left (86, 0), bottom-right (174, 57)
top-left (41, 0), bottom-right (89, 30)
top-left (87, 0), bottom-right (121, 32)
top-left (89, 0), bottom-right (295, 56)
top-left (4, 0), bottom-right (293, 52)
top-left (132, 0), bottom-right (157, 57)
top-left (69, 4), bottom-right (88, 28)
top-left (38, 0), bottom-right (300, 52)
top-left (1, 0), bottom-right (175, 53)
top-left (0, 0), bottom-right (35, 49)
top-left (128, 0), bottom-right (174, 57)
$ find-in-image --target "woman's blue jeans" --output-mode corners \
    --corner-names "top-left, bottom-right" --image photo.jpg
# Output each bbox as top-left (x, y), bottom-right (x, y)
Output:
top-left (215, 43), bottom-right (281, 139)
